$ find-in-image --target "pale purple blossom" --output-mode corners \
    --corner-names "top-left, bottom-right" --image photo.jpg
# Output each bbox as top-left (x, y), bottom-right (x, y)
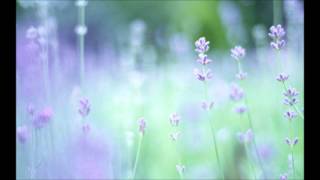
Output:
top-left (268, 24), bottom-right (286, 40)
top-left (193, 68), bottom-right (213, 81)
top-left (284, 110), bottom-right (297, 120)
top-left (234, 105), bottom-right (247, 114)
top-left (231, 46), bottom-right (246, 60)
top-left (270, 40), bottom-right (286, 50)
top-left (283, 97), bottom-right (298, 106)
top-left (283, 87), bottom-right (299, 98)
top-left (33, 107), bottom-right (53, 129)
top-left (169, 113), bottom-right (181, 126)
top-left (276, 73), bottom-right (289, 82)
top-left (238, 129), bottom-right (253, 143)
top-left (236, 72), bottom-right (247, 80)
top-left (196, 53), bottom-right (212, 65)
top-left (79, 98), bottom-right (90, 117)
top-left (82, 123), bottom-right (91, 134)
top-left (138, 117), bottom-right (146, 135)
top-left (229, 83), bottom-right (244, 101)
top-left (17, 125), bottom-right (29, 144)
top-left (195, 37), bottom-right (209, 54)
top-left (280, 173), bottom-right (288, 180)
top-left (201, 101), bottom-right (214, 110)
top-left (285, 137), bottom-right (298, 147)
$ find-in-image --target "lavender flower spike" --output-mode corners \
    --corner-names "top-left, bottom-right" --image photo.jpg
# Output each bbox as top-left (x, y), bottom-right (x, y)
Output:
top-left (197, 53), bottom-right (212, 65)
top-left (193, 68), bottom-right (213, 81)
top-left (285, 137), bottom-right (299, 147)
top-left (138, 117), bottom-right (146, 135)
top-left (229, 83), bottom-right (244, 102)
top-left (284, 110), bottom-right (297, 120)
top-left (201, 101), bottom-right (214, 111)
top-left (283, 87), bottom-right (299, 98)
top-left (169, 113), bottom-right (181, 127)
top-left (234, 105), bottom-right (247, 114)
top-left (268, 24), bottom-right (286, 40)
top-left (195, 37), bottom-right (209, 54)
top-left (236, 72), bottom-right (247, 80)
top-left (17, 126), bottom-right (29, 144)
top-left (33, 107), bottom-right (53, 129)
top-left (231, 46), bottom-right (246, 60)
top-left (79, 97), bottom-right (90, 117)
top-left (276, 73), bottom-right (289, 82)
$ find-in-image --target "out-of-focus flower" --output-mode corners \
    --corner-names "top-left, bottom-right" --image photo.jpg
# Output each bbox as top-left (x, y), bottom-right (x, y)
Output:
top-left (26, 26), bottom-right (38, 40)
top-left (195, 37), bottom-right (209, 54)
top-left (285, 137), bottom-right (298, 148)
top-left (230, 46), bottom-right (245, 60)
top-left (229, 83), bottom-right (244, 101)
top-left (170, 131), bottom-right (180, 141)
top-left (75, 25), bottom-right (88, 36)
top-left (276, 73), bottom-right (289, 82)
top-left (82, 123), bottom-right (91, 134)
top-left (193, 68), bottom-right (213, 81)
top-left (283, 97), bottom-right (298, 106)
top-left (33, 107), bottom-right (53, 129)
top-left (138, 118), bottom-right (146, 135)
top-left (79, 98), bottom-right (90, 118)
top-left (270, 40), bottom-right (286, 50)
top-left (284, 110), bottom-right (297, 120)
top-left (75, 0), bottom-right (88, 7)
top-left (234, 105), bottom-right (247, 114)
top-left (236, 72), bottom-right (247, 80)
top-left (17, 125), bottom-right (29, 144)
top-left (280, 173), bottom-right (288, 180)
top-left (176, 164), bottom-right (185, 176)
top-left (169, 113), bottom-right (181, 127)
top-left (196, 54), bottom-right (212, 65)
top-left (237, 129), bottom-right (253, 143)
top-left (201, 101), bottom-right (214, 111)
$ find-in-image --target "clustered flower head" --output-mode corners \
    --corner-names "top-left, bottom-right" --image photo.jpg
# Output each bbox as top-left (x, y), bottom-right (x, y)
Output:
top-left (276, 73), bottom-right (289, 82)
top-left (138, 117), bottom-right (146, 135)
top-left (283, 87), bottom-right (299, 106)
top-left (201, 101), bottom-right (214, 111)
top-left (33, 107), bottom-right (53, 129)
top-left (79, 97), bottom-right (90, 117)
top-left (237, 129), bottom-right (253, 143)
top-left (284, 110), bottom-right (297, 120)
top-left (193, 68), bottom-right (213, 81)
top-left (269, 24), bottom-right (286, 50)
top-left (196, 54), bottom-right (212, 65)
top-left (195, 37), bottom-right (209, 54)
top-left (17, 126), bottom-right (29, 144)
top-left (229, 83), bottom-right (244, 102)
top-left (169, 113), bottom-right (181, 127)
top-left (285, 137), bottom-right (298, 148)
top-left (231, 46), bottom-right (246, 60)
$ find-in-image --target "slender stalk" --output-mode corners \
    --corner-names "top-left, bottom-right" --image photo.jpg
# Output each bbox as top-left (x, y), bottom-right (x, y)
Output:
top-left (132, 133), bottom-right (143, 179)
top-left (289, 119), bottom-right (296, 179)
top-left (244, 142), bottom-right (257, 180)
top-left (203, 81), bottom-right (224, 179)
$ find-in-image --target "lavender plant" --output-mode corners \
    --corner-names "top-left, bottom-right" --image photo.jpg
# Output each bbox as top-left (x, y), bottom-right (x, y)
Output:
top-left (269, 24), bottom-right (302, 179)
top-left (193, 37), bottom-right (224, 179)
top-left (230, 45), bottom-right (266, 178)
top-left (132, 117), bottom-right (146, 179)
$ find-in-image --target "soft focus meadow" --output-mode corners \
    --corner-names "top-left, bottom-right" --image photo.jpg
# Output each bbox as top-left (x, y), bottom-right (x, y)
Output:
top-left (16, 0), bottom-right (304, 179)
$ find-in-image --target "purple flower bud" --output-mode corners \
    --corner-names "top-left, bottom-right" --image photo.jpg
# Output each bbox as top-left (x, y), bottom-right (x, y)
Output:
top-left (33, 107), bottom-right (53, 129)
top-left (268, 24), bottom-right (286, 40)
top-left (138, 118), bottom-right (146, 135)
top-left (283, 97), bottom-right (298, 106)
top-left (195, 37), bottom-right (209, 54)
top-left (169, 113), bottom-right (181, 126)
top-left (27, 103), bottom-right (35, 116)
top-left (229, 83), bottom-right (244, 101)
top-left (293, 137), bottom-right (298, 146)
top-left (285, 137), bottom-right (291, 146)
top-left (79, 98), bottom-right (90, 117)
top-left (280, 173), bottom-right (288, 180)
top-left (283, 88), bottom-right (299, 98)
top-left (234, 105), bottom-right (247, 114)
top-left (26, 26), bottom-right (38, 40)
top-left (170, 131), bottom-right (180, 141)
top-left (276, 73), bottom-right (289, 82)
top-left (82, 123), bottom-right (91, 134)
top-left (196, 54), bottom-right (212, 65)
top-left (17, 126), bottom-right (29, 144)
top-left (236, 72), bottom-right (247, 80)
top-left (201, 101), bottom-right (214, 111)
top-left (231, 46), bottom-right (246, 60)
top-left (284, 110), bottom-right (297, 120)
top-left (193, 68), bottom-right (213, 81)
top-left (238, 129), bottom-right (253, 143)
top-left (270, 40), bottom-right (286, 50)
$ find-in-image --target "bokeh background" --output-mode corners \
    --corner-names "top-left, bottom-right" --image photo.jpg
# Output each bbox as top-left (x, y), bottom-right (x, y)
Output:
top-left (16, 0), bottom-right (304, 179)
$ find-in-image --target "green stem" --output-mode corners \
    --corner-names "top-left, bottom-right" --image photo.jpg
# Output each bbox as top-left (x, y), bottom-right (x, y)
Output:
top-left (245, 143), bottom-right (257, 180)
top-left (290, 121), bottom-right (296, 179)
top-left (203, 81), bottom-right (224, 179)
top-left (132, 133), bottom-right (143, 179)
